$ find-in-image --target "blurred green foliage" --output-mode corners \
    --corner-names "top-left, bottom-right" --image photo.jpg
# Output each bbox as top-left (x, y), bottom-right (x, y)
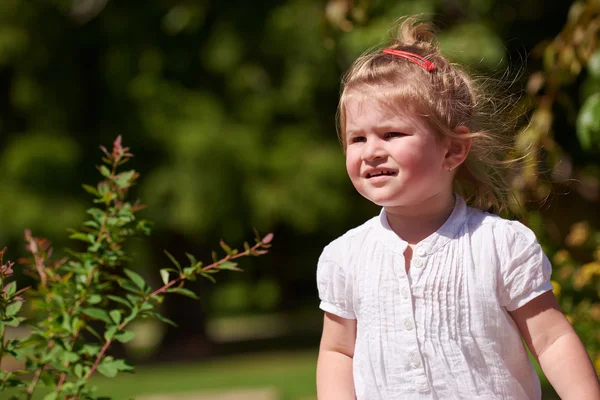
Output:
top-left (0, 0), bottom-right (598, 370)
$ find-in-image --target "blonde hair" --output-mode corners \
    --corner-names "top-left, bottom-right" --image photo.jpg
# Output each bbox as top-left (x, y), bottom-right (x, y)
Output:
top-left (338, 17), bottom-right (523, 213)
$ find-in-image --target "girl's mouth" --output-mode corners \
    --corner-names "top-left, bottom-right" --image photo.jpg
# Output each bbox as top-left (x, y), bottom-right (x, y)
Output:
top-left (366, 170), bottom-right (397, 178)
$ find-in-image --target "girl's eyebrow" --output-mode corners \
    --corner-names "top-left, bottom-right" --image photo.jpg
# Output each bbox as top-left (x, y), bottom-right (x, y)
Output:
top-left (377, 122), bottom-right (412, 132)
top-left (349, 125), bottom-right (412, 135)
top-left (346, 130), bottom-right (363, 139)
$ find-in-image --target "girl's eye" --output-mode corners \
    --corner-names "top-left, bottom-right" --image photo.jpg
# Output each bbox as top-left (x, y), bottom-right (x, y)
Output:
top-left (385, 132), bottom-right (405, 139)
top-left (350, 136), bottom-right (366, 143)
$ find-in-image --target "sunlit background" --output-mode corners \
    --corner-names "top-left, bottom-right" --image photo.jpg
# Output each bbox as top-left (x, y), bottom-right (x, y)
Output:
top-left (1, 0), bottom-right (599, 399)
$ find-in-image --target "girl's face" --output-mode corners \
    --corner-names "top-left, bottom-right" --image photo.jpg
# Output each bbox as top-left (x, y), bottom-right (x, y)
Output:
top-left (344, 97), bottom-right (454, 209)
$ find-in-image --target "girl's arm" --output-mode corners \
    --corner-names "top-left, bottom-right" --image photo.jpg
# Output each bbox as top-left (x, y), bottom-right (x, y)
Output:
top-left (510, 291), bottom-right (600, 400)
top-left (317, 311), bottom-right (357, 400)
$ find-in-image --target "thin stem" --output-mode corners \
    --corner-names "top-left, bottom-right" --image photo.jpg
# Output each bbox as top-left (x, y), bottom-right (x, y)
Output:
top-left (22, 337), bottom-right (56, 398)
top-left (83, 318), bottom-right (124, 381)
top-left (25, 365), bottom-right (45, 400)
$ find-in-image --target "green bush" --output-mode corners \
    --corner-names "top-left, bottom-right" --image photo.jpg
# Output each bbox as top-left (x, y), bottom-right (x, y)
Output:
top-left (0, 137), bottom-right (273, 399)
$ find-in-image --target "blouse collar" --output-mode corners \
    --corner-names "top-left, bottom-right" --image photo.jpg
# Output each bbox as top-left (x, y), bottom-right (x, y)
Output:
top-left (375, 194), bottom-right (468, 256)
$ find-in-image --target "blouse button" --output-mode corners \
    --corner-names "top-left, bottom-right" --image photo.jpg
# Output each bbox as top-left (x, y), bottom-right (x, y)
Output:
top-left (411, 354), bottom-right (421, 368)
top-left (413, 259), bottom-right (423, 269)
top-left (404, 318), bottom-right (414, 330)
top-left (401, 286), bottom-right (410, 299)
top-left (416, 248), bottom-right (426, 257)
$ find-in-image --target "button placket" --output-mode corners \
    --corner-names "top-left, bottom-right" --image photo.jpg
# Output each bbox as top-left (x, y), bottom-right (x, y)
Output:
top-left (411, 247), bottom-right (427, 271)
top-left (409, 247), bottom-right (427, 299)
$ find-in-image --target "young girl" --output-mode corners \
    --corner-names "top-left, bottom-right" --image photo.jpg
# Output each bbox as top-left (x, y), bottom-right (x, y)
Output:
top-left (316, 17), bottom-right (600, 400)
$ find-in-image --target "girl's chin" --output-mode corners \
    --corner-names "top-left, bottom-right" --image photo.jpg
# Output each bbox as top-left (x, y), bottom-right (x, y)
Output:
top-left (361, 192), bottom-right (405, 207)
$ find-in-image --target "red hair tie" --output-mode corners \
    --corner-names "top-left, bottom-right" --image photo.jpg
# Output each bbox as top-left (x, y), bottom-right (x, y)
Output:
top-left (382, 48), bottom-right (436, 72)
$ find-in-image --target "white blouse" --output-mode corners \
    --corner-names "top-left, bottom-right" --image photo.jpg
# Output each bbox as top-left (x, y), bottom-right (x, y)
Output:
top-left (317, 195), bottom-right (553, 400)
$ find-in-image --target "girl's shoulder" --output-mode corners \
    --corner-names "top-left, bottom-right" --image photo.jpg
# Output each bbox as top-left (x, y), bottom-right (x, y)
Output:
top-left (321, 215), bottom-right (379, 260)
top-left (464, 206), bottom-right (540, 251)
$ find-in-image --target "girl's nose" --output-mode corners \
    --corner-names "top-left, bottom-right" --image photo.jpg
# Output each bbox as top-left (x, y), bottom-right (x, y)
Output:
top-left (361, 138), bottom-right (386, 161)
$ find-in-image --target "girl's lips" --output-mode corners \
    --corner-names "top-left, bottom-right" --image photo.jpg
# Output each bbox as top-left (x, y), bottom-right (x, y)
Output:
top-left (366, 173), bottom-right (396, 184)
top-left (365, 170), bottom-right (398, 179)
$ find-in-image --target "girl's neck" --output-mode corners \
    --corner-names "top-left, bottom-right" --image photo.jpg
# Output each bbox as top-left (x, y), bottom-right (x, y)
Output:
top-left (384, 191), bottom-right (455, 246)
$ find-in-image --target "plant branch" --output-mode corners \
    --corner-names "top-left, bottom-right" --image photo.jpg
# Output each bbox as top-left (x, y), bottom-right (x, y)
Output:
top-left (149, 240), bottom-right (266, 298)
top-left (25, 364), bottom-right (45, 400)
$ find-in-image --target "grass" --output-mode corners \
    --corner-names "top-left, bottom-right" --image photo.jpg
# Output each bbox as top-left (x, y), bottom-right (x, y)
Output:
top-left (92, 350), bottom-right (318, 400)
top-left (91, 349), bottom-right (559, 399)
top-left (7, 349), bottom-right (559, 399)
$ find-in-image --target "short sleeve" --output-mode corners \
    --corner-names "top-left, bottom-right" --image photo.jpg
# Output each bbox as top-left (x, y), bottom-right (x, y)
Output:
top-left (316, 244), bottom-right (356, 319)
top-left (497, 221), bottom-right (553, 311)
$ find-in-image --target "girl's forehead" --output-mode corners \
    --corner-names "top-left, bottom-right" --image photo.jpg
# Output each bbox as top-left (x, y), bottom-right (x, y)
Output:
top-left (344, 94), bottom-right (422, 125)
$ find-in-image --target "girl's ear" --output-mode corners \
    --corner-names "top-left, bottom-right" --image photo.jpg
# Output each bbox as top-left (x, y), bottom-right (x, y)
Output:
top-left (444, 126), bottom-right (472, 171)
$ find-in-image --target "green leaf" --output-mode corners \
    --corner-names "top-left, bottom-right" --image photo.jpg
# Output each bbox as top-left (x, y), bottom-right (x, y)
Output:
top-left (3, 317), bottom-right (25, 328)
top-left (107, 295), bottom-right (131, 308)
top-left (61, 313), bottom-right (72, 332)
top-left (164, 250), bottom-right (182, 272)
top-left (200, 271), bottom-right (217, 284)
top-left (83, 220), bottom-right (100, 229)
top-left (97, 358), bottom-right (134, 378)
top-left (160, 269), bottom-right (170, 285)
top-left (137, 219), bottom-right (153, 236)
top-left (88, 242), bottom-right (101, 252)
top-left (85, 325), bottom-right (102, 340)
top-left (219, 240), bottom-right (233, 255)
top-left (99, 165), bottom-right (111, 177)
top-left (60, 350), bottom-right (80, 364)
top-left (82, 184), bottom-right (99, 196)
top-left (71, 316), bottom-right (83, 333)
top-left (74, 363), bottom-right (84, 379)
top-left (5, 301), bottom-right (22, 318)
top-left (118, 280), bottom-right (143, 294)
top-left (5, 282), bottom-right (16, 297)
top-left (81, 344), bottom-right (101, 357)
top-left (114, 330), bottom-right (136, 343)
top-left (82, 308), bottom-right (112, 324)
top-left (87, 294), bottom-right (102, 305)
top-left (126, 293), bottom-right (143, 306)
top-left (123, 268), bottom-right (146, 290)
top-left (87, 207), bottom-right (105, 222)
top-left (69, 232), bottom-right (93, 244)
top-left (43, 393), bottom-right (58, 400)
top-left (151, 312), bottom-right (178, 327)
top-left (109, 310), bottom-right (122, 324)
top-left (183, 266), bottom-right (197, 276)
top-left (185, 253), bottom-right (198, 265)
top-left (217, 261), bottom-right (242, 271)
top-left (114, 170), bottom-right (136, 189)
top-left (104, 326), bottom-right (117, 341)
top-left (97, 361), bottom-right (118, 378)
top-left (166, 287), bottom-right (199, 299)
